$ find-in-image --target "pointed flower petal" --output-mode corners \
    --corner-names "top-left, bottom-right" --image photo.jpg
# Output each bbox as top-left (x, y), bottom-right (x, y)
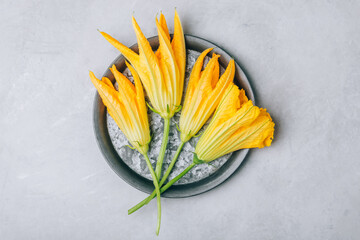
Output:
top-left (100, 31), bottom-right (140, 67)
top-left (171, 9), bottom-right (186, 103)
top-left (159, 12), bottom-right (170, 41)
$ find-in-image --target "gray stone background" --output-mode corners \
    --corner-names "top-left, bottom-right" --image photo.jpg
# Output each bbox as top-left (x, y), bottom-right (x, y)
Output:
top-left (1, 0), bottom-right (359, 239)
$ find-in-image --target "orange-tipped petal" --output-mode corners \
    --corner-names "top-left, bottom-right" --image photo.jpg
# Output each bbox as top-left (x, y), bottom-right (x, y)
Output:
top-left (204, 59), bottom-right (236, 116)
top-left (195, 54), bottom-right (220, 100)
top-left (211, 53), bottom-right (220, 88)
top-left (217, 60), bottom-right (235, 90)
top-left (100, 31), bottom-right (139, 67)
top-left (132, 16), bottom-right (164, 111)
top-left (101, 77), bottom-right (114, 89)
top-left (125, 61), bottom-right (149, 128)
top-left (159, 12), bottom-right (170, 41)
top-left (171, 9), bottom-right (186, 94)
top-left (239, 89), bottom-right (249, 106)
top-left (155, 17), bottom-right (179, 109)
top-left (109, 65), bottom-right (136, 96)
top-left (211, 84), bottom-right (240, 126)
top-left (182, 48), bottom-right (213, 109)
top-left (154, 13), bottom-right (170, 58)
top-left (131, 16), bottom-right (158, 65)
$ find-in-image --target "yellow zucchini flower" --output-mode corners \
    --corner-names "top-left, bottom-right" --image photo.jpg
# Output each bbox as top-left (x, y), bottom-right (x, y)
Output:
top-left (89, 64), bottom-right (162, 235)
top-left (89, 64), bottom-right (150, 155)
top-left (99, 10), bottom-right (185, 119)
top-left (194, 83), bottom-right (275, 162)
top-left (179, 49), bottom-right (235, 142)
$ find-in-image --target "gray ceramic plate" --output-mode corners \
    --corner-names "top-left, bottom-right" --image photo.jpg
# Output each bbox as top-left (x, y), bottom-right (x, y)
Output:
top-left (93, 34), bottom-right (255, 198)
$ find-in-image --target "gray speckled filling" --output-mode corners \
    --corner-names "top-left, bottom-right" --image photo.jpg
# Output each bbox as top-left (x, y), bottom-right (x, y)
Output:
top-left (107, 49), bottom-right (232, 185)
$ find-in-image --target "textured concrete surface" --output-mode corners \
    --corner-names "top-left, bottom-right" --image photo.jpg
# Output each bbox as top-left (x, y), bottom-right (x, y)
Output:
top-left (1, 0), bottom-right (360, 239)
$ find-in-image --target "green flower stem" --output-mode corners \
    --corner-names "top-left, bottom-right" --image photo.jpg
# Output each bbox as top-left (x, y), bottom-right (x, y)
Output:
top-left (155, 118), bottom-right (171, 180)
top-left (145, 141), bottom-right (186, 205)
top-left (143, 154), bottom-right (162, 235)
top-left (128, 161), bottom-right (196, 215)
top-left (129, 141), bottom-right (186, 213)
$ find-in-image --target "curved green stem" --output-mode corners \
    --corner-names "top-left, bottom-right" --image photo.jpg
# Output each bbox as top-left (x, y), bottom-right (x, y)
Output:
top-left (145, 141), bottom-right (185, 205)
top-left (155, 118), bottom-right (171, 179)
top-left (143, 154), bottom-right (162, 235)
top-left (129, 142), bottom-right (186, 213)
top-left (129, 162), bottom-right (196, 215)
